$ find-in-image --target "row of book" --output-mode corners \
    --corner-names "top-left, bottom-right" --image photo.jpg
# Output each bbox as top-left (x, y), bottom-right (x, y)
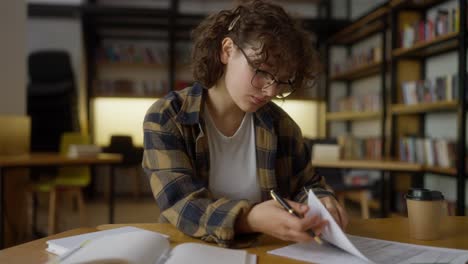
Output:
top-left (400, 7), bottom-right (462, 48)
top-left (330, 93), bottom-right (381, 112)
top-left (338, 135), bottom-right (382, 160)
top-left (401, 74), bottom-right (459, 105)
top-left (343, 170), bottom-right (376, 187)
top-left (331, 47), bottom-right (382, 76)
top-left (96, 43), bottom-right (169, 65)
top-left (399, 137), bottom-right (456, 168)
top-left (93, 79), bottom-right (193, 97)
top-left (93, 79), bottom-right (169, 97)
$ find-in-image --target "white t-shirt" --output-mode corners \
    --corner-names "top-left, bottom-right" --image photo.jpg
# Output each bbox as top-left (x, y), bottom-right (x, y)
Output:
top-left (204, 108), bottom-right (261, 203)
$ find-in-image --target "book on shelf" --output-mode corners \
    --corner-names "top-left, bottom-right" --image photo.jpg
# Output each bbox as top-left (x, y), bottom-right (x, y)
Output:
top-left (331, 46), bottom-right (381, 76)
top-left (399, 136), bottom-right (456, 168)
top-left (400, 6), bottom-right (465, 49)
top-left (94, 79), bottom-right (169, 97)
top-left (401, 74), bottom-right (462, 105)
top-left (333, 93), bottom-right (381, 112)
top-left (97, 42), bottom-right (168, 65)
top-left (48, 227), bottom-right (256, 264)
top-left (338, 135), bottom-right (382, 160)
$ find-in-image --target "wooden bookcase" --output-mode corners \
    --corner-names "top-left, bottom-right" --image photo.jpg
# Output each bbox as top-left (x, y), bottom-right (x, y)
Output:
top-left (323, 0), bottom-right (467, 216)
top-left (389, 0), bottom-right (467, 215)
top-left (326, 4), bottom-right (390, 216)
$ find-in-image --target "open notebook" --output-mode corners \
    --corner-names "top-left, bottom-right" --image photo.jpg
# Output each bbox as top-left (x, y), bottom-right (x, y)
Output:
top-left (48, 228), bottom-right (256, 264)
top-left (46, 226), bottom-right (154, 256)
top-left (269, 190), bottom-right (468, 264)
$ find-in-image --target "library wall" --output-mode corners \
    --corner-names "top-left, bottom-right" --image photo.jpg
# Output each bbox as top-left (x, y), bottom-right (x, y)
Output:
top-left (0, 0), bottom-right (27, 115)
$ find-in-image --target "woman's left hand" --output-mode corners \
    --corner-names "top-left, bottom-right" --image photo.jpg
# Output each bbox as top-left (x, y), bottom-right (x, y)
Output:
top-left (320, 196), bottom-right (349, 230)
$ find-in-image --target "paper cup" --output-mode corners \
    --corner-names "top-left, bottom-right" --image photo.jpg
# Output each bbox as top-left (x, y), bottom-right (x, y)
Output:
top-left (406, 188), bottom-right (445, 240)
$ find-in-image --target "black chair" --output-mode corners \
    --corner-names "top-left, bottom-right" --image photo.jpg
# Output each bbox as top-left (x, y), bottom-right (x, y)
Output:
top-left (103, 135), bottom-right (143, 199)
top-left (305, 138), bottom-right (374, 219)
top-left (27, 50), bottom-right (79, 152)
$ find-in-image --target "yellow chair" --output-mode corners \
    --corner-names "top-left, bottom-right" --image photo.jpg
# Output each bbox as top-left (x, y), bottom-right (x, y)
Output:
top-left (29, 132), bottom-right (90, 235)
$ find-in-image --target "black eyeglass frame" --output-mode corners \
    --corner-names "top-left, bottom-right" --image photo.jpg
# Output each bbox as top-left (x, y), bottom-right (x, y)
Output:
top-left (234, 43), bottom-right (297, 99)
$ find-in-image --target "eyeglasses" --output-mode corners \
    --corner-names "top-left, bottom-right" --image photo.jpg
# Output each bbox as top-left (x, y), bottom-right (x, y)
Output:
top-left (235, 44), bottom-right (296, 99)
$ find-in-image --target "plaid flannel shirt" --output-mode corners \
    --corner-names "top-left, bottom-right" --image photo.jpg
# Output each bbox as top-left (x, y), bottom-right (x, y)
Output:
top-left (142, 83), bottom-right (334, 247)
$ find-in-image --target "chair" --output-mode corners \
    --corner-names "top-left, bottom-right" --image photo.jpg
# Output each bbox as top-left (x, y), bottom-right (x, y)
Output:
top-left (306, 138), bottom-right (372, 219)
top-left (27, 50), bottom-right (79, 152)
top-left (103, 135), bottom-right (142, 199)
top-left (29, 132), bottom-right (90, 235)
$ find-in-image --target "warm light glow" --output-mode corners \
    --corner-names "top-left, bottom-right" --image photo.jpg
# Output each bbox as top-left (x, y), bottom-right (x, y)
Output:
top-left (92, 98), bottom-right (319, 147)
top-left (92, 97), bottom-right (158, 146)
top-left (273, 100), bottom-right (318, 138)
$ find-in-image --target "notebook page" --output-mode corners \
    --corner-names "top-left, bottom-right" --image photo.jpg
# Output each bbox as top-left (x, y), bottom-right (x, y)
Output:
top-left (47, 226), bottom-right (168, 256)
top-left (61, 230), bottom-right (169, 264)
top-left (305, 190), bottom-right (371, 262)
top-left (165, 242), bottom-right (251, 264)
top-left (269, 240), bottom-right (368, 264)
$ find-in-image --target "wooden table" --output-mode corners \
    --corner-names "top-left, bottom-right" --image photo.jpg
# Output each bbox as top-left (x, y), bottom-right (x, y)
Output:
top-left (0, 217), bottom-right (467, 264)
top-left (0, 153), bottom-right (122, 249)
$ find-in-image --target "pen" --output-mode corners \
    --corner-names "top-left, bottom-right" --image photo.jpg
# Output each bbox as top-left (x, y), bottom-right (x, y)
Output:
top-left (270, 189), bottom-right (323, 245)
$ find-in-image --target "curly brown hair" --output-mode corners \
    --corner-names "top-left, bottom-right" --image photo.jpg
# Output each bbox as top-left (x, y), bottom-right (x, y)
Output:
top-left (191, 0), bottom-right (321, 92)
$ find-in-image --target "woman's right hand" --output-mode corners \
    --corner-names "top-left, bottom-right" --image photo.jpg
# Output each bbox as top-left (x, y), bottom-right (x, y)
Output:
top-left (237, 199), bottom-right (328, 243)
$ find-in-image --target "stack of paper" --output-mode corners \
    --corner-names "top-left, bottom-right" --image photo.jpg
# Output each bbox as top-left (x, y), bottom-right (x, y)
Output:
top-left (268, 190), bottom-right (468, 264)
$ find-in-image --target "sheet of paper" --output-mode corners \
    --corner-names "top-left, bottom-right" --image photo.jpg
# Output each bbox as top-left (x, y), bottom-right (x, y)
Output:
top-left (60, 230), bottom-right (170, 264)
top-left (269, 235), bottom-right (468, 264)
top-left (46, 226), bottom-right (168, 256)
top-left (350, 235), bottom-right (468, 264)
top-left (269, 240), bottom-right (368, 264)
top-left (305, 190), bottom-right (371, 262)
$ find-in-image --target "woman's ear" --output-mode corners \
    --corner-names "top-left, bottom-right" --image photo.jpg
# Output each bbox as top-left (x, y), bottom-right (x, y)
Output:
top-left (220, 37), bottom-right (234, 64)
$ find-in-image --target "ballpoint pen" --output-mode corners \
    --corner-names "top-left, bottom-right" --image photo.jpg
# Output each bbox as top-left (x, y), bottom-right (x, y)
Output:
top-left (270, 189), bottom-right (323, 245)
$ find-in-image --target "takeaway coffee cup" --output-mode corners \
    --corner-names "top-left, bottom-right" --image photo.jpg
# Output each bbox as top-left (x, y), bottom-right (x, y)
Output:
top-left (406, 188), bottom-right (446, 240)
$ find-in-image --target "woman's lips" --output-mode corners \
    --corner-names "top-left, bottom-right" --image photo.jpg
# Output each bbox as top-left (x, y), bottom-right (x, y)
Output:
top-left (251, 96), bottom-right (267, 105)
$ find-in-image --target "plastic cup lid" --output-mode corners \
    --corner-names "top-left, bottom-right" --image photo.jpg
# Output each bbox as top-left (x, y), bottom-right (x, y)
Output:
top-left (405, 188), bottom-right (444, 201)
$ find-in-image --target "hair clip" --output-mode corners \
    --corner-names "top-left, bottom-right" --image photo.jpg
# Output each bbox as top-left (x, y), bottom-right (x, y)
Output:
top-left (228, 15), bottom-right (241, 31)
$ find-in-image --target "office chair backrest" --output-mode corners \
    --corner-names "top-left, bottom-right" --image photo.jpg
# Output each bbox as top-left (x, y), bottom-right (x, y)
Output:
top-left (106, 135), bottom-right (141, 166)
top-left (28, 50), bottom-right (74, 83)
top-left (27, 50), bottom-right (78, 152)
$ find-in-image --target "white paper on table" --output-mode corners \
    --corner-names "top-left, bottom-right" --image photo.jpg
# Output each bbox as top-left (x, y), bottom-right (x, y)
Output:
top-left (269, 235), bottom-right (468, 264)
top-left (305, 190), bottom-right (371, 262)
top-left (268, 190), bottom-right (468, 264)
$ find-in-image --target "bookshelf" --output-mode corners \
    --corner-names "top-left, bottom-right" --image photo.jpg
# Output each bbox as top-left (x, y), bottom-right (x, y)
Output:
top-left (329, 61), bottom-right (383, 81)
top-left (389, 0), bottom-right (467, 215)
top-left (326, 3), bottom-right (390, 217)
top-left (392, 31), bottom-right (459, 58)
top-left (326, 111), bottom-right (381, 121)
top-left (323, 0), bottom-right (467, 217)
top-left (390, 101), bottom-right (457, 114)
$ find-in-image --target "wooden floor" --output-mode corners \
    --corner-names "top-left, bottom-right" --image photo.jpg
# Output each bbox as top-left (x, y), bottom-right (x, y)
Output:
top-left (34, 194), bottom-right (160, 235)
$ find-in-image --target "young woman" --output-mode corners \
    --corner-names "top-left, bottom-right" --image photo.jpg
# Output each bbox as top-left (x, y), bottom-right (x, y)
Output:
top-left (143, 0), bottom-right (348, 248)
